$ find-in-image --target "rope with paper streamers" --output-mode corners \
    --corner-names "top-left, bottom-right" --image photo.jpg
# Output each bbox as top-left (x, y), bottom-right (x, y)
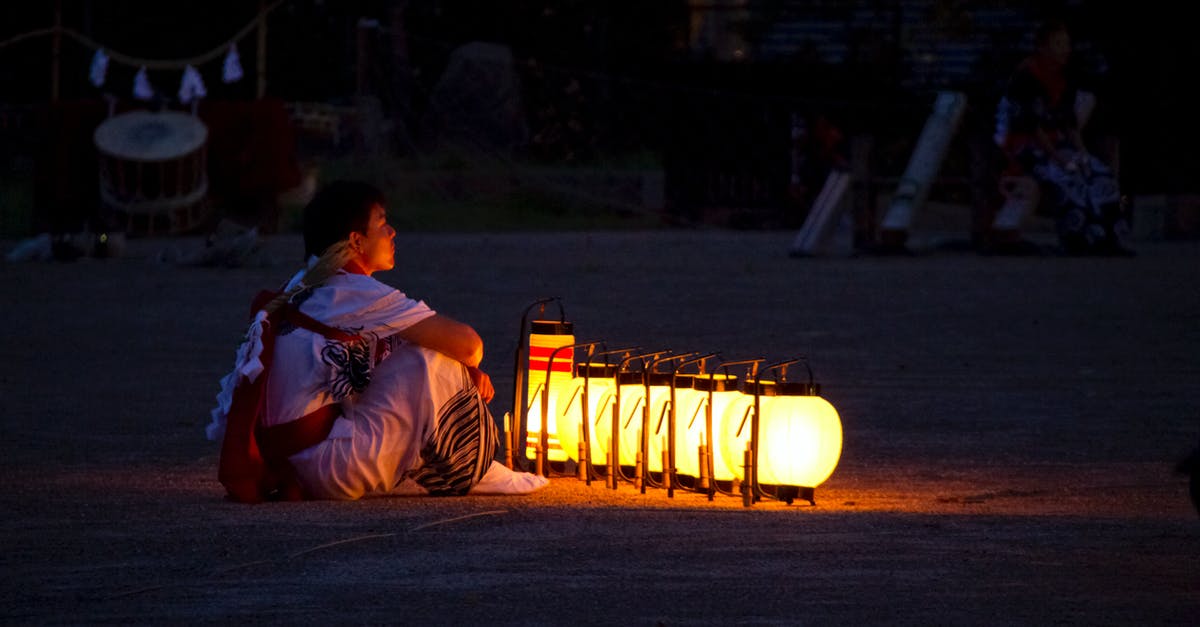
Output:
top-left (0, 1), bottom-right (284, 101)
top-left (0, 1), bottom-right (282, 68)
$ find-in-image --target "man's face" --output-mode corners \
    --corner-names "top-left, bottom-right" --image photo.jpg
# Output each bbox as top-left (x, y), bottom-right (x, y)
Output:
top-left (353, 203), bottom-right (396, 274)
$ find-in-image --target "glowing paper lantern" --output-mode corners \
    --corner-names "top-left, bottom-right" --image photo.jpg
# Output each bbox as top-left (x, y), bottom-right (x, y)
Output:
top-left (719, 379), bottom-right (774, 480)
top-left (756, 384), bottom-right (842, 487)
top-left (524, 320), bottom-right (574, 462)
top-left (720, 381), bottom-right (842, 489)
top-left (674, 373), bottom-right (741, 480)
top-left (612, 369), bottom-right (649, 467)
top-left (555, 362), bottom-right (617, 465)
top-left (613, 365), bottom-right (692, 472)
top-left (644, 372), bottom-right (695, 473)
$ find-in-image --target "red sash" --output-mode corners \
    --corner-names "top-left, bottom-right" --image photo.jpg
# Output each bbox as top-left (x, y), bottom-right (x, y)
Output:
top-left (217, 290), bottom-right (362, 503)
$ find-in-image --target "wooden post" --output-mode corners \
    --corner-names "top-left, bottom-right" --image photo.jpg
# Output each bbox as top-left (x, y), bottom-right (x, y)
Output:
top-left (503, 413), bottom-right (513, 469)
top-left (577, 433), bottom-right (588, 481)
top-left (879, 91), bottom-right (967, 248)
top-left (742, 444), bottom-right (753, 507)
top-left (663, 444), bottom-right (671, 498)
top-left (606, 437), bottom-right (616, 489)
top-left (256, 0), bottom-right (267, 99)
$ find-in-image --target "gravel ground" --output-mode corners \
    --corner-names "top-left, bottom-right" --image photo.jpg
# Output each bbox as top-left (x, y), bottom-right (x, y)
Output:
top-left (2, 229), bottom-right (1197, 625)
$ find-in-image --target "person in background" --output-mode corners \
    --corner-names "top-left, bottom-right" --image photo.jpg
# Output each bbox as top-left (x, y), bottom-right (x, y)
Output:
top-left (993, 19), bottom-right (1133, 256)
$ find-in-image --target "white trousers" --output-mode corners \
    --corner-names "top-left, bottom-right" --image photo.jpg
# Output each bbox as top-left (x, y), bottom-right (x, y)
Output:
top-left (289, 344), bottom-right (481, 500)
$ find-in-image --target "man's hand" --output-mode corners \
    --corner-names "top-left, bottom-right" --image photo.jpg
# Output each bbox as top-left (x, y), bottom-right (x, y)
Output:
top-left (467, 366), bottom-right (495, 403)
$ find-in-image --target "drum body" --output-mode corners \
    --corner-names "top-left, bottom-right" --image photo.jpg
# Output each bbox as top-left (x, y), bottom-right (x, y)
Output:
top-left (94, 110), bottom-right (210, 235)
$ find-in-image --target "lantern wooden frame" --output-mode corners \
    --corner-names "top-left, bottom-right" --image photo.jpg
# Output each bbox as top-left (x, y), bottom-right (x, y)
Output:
top-left (693, 359), bottom-right (765, 501)
top-left (603, 350), bottom-right (671, 489)
top-left (635, 352), bottom-right (705, 494)
top-left (558, 346), bottom-right (639, 486)
top-left (657, 352), bottom-right (717, 499)
top-left (533, 340), bottom-right (606, 477)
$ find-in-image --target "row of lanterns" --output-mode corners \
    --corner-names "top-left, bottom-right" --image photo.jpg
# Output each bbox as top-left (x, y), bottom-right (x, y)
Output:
top-left (504, 299), bottom-right (843, 506)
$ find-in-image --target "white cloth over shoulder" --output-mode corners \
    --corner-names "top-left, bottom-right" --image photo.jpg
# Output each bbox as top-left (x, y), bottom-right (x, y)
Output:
top-left (205, 309), bottom-right (269, 441)
top-left (263, 270), bottom-right (435, 433)
top-left (206, 266), bottom-right (434, 442)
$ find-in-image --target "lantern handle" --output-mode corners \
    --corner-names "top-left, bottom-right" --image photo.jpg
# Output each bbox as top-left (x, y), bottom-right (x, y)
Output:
top-left (617, 349), bottom-right (671, 372)
top-left (767, 356), bottom-right (815, 389)
top-left (543, 340), bottom-right (602, 385)
top-left (592, 345), bottom-right (641, 367)
top-left (648, 351), bottom-right (700, 372)
top-left (523, 296), bottom-right (557, 321)
top-left (675, 352), bottom-right (718, 374)
top-left (541, 340), bottom-right (602, 397)
top-left (765, 358), bottom-right (799, 381)
top-left (714, 357), bottom-right (765, 379)
top-left (531, 296), bottom-right (566, 324)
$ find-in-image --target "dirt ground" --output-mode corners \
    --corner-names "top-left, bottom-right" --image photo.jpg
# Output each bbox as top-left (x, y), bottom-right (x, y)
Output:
top-left (2, 228), bottom-right (1198, 625)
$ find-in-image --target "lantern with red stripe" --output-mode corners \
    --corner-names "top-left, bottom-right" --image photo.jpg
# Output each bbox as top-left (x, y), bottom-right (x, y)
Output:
top-left (524, 319), bottom-right (575, 463)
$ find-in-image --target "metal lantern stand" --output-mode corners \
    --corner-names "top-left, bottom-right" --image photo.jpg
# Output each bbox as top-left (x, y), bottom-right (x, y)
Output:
top-left (637, 352), bottom-right (703, 494)
top-left (699, 359), bottom-right (764, 502)
top-left (606, 350), bottom-right (670, 490)
top-left (661, 353), bottom-right (716, 499)
top-left (564, 347), bottom-right (638, 487)
top-left (534, 340), bottom-right (603, 477)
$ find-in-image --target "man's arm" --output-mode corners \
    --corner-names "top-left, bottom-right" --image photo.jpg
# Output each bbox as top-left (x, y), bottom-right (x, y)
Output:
top-left (396, 314), bottom-right (494, 402)
top-left (396, 314), bottom-right (484, 366)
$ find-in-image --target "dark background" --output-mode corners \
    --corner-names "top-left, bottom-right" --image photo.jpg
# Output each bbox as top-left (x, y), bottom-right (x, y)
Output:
top-left (2, 1), bottom-right (1197, 236)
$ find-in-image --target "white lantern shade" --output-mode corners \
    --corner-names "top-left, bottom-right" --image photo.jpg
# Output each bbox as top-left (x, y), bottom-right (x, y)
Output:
top-left (554, 363), bottom-right (617, 464)
top-left (644, 373), bottom-right (695, 472)
top-left (757, 393), bottom-right (842, 487)
top-left (720, 382), bottom-right (842, 488)
top-left (718, 380), bottom-right (775, 480)
top-left (674, 373), bottom-right (740, 480)
top-left (613, 371), bottom-right (649, 467)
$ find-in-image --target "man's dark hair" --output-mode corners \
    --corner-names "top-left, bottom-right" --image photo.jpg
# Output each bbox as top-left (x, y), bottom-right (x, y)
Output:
top-left (302, 180), bottom-right (386, 258)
